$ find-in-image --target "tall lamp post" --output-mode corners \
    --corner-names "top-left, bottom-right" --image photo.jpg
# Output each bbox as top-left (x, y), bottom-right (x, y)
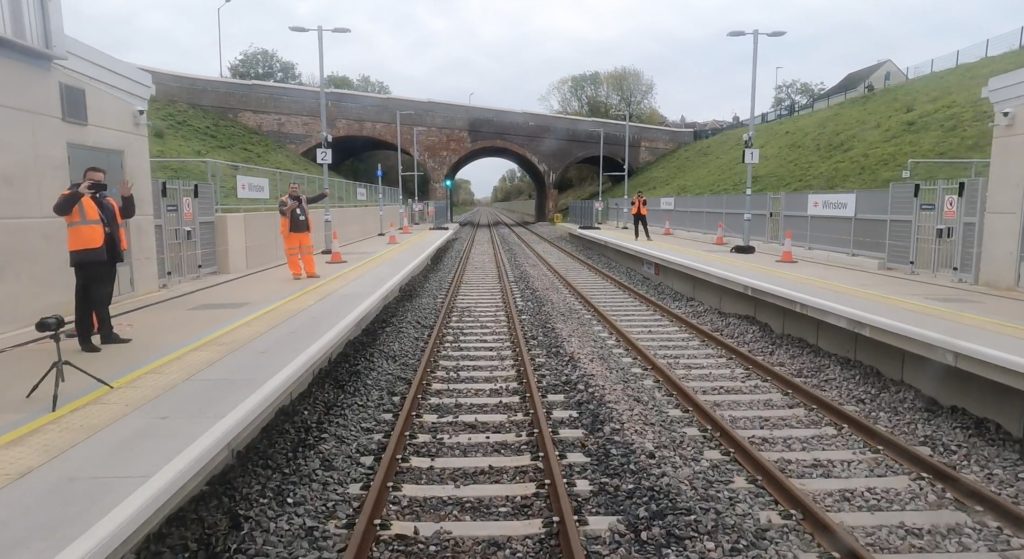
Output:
top-left (727, 28), bottom-right (786, 252)
top-left (217, 0), bottom-right (232, 78)
top-left (589, 127), bottom-right (605, 224)
top-left (290, 24), bottom-right (352, 254)
top-left (468, 92), bottom-right (474, 104)
top-left (407, 127), bottom-right (422, 224)
top-left (611, 110), bottom-right (630, 229)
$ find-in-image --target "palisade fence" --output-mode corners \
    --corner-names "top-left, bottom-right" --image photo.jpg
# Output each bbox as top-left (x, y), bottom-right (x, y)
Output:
top-left (742, 26), bottom-right (1024, 126)
top-left (150, 158), bottom-right (402, 212)
top-left (574, 189), bottom-right (901, 260)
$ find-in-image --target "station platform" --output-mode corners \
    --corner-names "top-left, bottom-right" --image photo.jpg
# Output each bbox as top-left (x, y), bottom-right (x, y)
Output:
top-left (0, 224), bottom-right (456, 558)
top-left (566, 224), bottom-right (1024, 437)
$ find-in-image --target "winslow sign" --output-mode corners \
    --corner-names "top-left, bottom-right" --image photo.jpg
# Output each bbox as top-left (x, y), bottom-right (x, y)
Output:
top-left (807, 193), bottom-right (856, 217)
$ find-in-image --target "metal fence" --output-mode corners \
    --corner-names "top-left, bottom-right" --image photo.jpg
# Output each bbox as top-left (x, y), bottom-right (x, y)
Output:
top-left (150, 158), bottom-right (402, 212)
top-left (578, 181), bottom-right (985, 282)
top-left (740, 26), bottom-right (1024, 127)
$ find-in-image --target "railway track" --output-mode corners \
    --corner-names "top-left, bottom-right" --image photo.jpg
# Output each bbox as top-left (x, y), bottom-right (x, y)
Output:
top-left (343, 214), bottom-right (616, 558)
top-left (492, 209), bottom-right (1024, 558)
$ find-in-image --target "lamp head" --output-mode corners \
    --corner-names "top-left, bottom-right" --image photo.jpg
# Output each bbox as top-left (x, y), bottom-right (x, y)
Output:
top-left (766, 30), bottom-right (787, 37)
top-left (726, 30), bottom-right (747, 37)
top-left (289, 26), bottom-right (309, 32)
top-left (331, 27), bottom-right (352, 34)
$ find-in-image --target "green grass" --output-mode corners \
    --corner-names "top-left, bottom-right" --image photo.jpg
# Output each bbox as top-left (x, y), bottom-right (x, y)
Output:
top-left (602, 49), bottom-right (1024, 199)
top-left (149, 99), bottom-right (343, 208)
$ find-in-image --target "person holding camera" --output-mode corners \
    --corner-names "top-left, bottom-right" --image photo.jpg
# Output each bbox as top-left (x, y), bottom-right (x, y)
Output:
top-left (279, 182), bottom-right (327, 279)
top-left (53, 166), bottom-right (135, 353)
top-left (631, 191), bottom-right (652, 241)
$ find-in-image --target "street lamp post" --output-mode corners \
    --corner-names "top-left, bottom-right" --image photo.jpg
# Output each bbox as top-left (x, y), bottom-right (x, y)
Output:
top-left (217, 0), bottom-right (232, 78)
top-left (468, 92), bottom-right (474, 104)
top-left (289, 24), bottom-right (352, 254)
top-left (412, 128), bottom-right (420, 224)
top-left (612, 110), bottom-right (630, 229)
top-left (589, 128), bottom-right (605, 223)
top-left (727, 28), bottom-right (786, 251)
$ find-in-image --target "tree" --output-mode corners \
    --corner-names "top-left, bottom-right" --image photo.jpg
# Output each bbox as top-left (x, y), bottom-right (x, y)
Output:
top-left (540, 65), bottom-right (662, 125)
top-left (491, 168), bottom-right (534, 203)
top-left (228, 45), bottom-right (302, 84)
top-left (317, 72), bottom-right (392, 94)
top-left (771, 78), bottom-right (827, 112)
top-left (453, 178), bottom-right (476, 207)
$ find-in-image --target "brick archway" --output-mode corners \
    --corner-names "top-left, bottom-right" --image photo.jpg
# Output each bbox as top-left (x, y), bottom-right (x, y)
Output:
top-left (446, 140), bottom-right (554, 221)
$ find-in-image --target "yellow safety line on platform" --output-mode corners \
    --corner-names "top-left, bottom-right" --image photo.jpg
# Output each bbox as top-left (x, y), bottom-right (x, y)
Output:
top-left (600, 228), bottom-right (1024, 337)
top-left (0, 232), bottom-right (432, 448)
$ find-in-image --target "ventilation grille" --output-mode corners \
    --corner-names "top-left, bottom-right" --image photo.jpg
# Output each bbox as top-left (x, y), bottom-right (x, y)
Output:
top-left (59, 82), bottom-right (88, 124)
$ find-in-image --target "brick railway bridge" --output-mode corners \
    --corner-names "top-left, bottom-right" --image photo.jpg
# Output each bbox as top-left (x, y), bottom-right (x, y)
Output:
top-left (148, 69), bottom-right (693, 220)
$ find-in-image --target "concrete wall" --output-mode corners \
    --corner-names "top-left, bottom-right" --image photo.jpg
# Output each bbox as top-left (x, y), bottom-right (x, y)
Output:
top-left (215, 206), bottom-right (402, 274)
top-left (979, 67), bottom-right (1024, 290)
top-left (0, 43), bottom-right (156, 336)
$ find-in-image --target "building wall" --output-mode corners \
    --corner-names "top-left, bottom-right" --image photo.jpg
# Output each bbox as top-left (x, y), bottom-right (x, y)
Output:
top-left (979, 67), bottom-right (1024, 290)
top-left (867, 60), bottom-right (907, 89)
top-left (0, 45), bottom-right (156, 335)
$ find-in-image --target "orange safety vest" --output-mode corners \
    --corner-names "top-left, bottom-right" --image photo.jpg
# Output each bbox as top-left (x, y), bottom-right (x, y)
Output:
top-left (279, 195), bottom-right (314, 236)
top-left (64, 193), bottom-right (128, 264)
top-left (631, 196), bottom-right (648, 216)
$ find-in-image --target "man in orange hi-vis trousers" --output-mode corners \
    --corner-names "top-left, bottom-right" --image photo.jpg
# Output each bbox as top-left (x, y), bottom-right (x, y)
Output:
top-left (278, 182), bottom-right (328, 279)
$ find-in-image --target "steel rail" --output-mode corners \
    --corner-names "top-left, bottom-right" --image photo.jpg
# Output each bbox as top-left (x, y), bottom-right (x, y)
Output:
top-left (500, 212), bottom-right (1024, 538)
top-left (487, 213), bottom-right (588, 557)
top-left (342, 219), bottom-right (480, 558)
top-left (493, 211), bottom-right (872, 557)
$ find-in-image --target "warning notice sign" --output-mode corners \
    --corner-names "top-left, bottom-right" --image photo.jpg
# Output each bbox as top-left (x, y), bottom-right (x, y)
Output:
top-left (943, 195), bottom-right (957, 219)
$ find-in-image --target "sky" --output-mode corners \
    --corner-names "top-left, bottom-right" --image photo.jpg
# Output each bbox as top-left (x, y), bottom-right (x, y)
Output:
top-left (64, 0), bottom-right (1024, 198)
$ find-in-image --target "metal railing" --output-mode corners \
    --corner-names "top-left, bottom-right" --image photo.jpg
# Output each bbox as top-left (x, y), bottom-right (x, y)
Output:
top-left (151, 158), bottom-right (402, 212)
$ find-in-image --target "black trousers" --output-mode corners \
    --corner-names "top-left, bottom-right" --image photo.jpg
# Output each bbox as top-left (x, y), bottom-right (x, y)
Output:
top-left (74, 262), bottom-right (117, 344)
top-left (633, 214), bottom-right (650, 239)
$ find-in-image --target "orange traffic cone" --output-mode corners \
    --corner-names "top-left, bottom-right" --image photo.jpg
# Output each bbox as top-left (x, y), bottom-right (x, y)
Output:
top-left (401, 214), bottom-right (412, 234)
top-left (387, 232), bottom-right (399, 245)
top-left (327, 230), bottom-right (347, 264)
top-left (713, 222), bottom-right (726, 245)
top-left (777, 230), bottom-right (797, 263)
top-left (662, 220), bottom-right (673, 235)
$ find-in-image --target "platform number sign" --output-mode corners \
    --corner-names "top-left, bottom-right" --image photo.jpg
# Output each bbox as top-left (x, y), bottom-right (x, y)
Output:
top-left (943, 195), bottom-right (957, 219)
top-left (316, 148), bottom-right (332, 165)
top-left (182, 196), bottom-right (194, 221)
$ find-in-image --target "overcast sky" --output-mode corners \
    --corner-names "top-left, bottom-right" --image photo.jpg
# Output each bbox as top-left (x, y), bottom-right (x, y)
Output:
top-left (65, 0), bottom-right (1023, 197)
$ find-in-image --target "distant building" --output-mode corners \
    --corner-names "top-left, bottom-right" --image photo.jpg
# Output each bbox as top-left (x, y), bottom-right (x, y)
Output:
top-left (818, 59), bottom-right (907, 100)
top-left (0, 0), bottom-right (157, 334)
top-left (678, 118), bottom-right (740, 140)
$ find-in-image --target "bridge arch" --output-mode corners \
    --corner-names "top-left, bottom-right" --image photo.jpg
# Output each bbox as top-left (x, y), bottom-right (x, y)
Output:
top-left (553, 153), bottom-right (628, 193)
top-left (446, 140), bottom-right (552, 222)
top-left (299, 135), bottom-right (432, 201)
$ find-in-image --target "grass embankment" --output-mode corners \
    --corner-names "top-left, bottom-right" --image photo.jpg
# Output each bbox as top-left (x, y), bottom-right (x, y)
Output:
top-left (601, 48), bottom-right (1024, 199)
top-left (148, 99), bottom-right (342, 208)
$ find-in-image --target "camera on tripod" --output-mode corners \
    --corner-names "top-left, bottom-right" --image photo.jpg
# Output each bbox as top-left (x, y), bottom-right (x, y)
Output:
top-left (35, 315), bottom-right (66, 333)
top-left (27, 314), bottom-right (111, 412)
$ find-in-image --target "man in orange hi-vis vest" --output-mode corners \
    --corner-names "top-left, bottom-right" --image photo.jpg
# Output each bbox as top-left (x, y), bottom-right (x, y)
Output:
top-left (278, 182), bottom-right (328, 279)
top-left (631, 191), bottom-right (652, 241)
top-left (53, 166), bottom-right (135, 353)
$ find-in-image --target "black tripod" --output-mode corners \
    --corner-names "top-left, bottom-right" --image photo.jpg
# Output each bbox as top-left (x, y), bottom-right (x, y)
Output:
top-left (26, 331), bottom-right (113, 412)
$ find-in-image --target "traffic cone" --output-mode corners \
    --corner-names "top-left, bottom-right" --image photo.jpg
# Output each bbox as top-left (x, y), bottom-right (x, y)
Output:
top-left (713, 222), bottom-right (726, 245)
top-left (327, 230), bottom-right (347, 264)
top-left (777, 230), bottom-right (797, 263)
top-left (401, 214), bottom-right (412, 234)
top-left (662, 220), bottom-right (673, 235)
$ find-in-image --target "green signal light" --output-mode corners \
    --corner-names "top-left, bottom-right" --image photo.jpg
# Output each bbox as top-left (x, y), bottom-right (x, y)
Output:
top-left (444, 178), bottom-right (454, 189)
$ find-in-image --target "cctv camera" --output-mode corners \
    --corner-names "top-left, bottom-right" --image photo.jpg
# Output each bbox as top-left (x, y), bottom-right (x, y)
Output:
top-left (136, 107), bottom-right (147, 116)
top-left (1000, 108), bottom-right (1013, 118)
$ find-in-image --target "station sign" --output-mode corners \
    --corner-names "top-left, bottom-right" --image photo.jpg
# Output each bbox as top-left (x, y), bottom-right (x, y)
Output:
top-left (660, 197), bottom-right (675, 210)
top-left (237, 175), bottom-right (270, 199)
top-left (807, 193), bottom-right (856, 217)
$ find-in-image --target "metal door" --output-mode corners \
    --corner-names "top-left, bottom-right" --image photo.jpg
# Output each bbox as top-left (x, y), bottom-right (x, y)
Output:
top-left (152, 180), bottom-right (202, 286)
top-left (67, 144), bottom-right (134, 296)
top-left (906, 180), bottom-right (984, 280)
